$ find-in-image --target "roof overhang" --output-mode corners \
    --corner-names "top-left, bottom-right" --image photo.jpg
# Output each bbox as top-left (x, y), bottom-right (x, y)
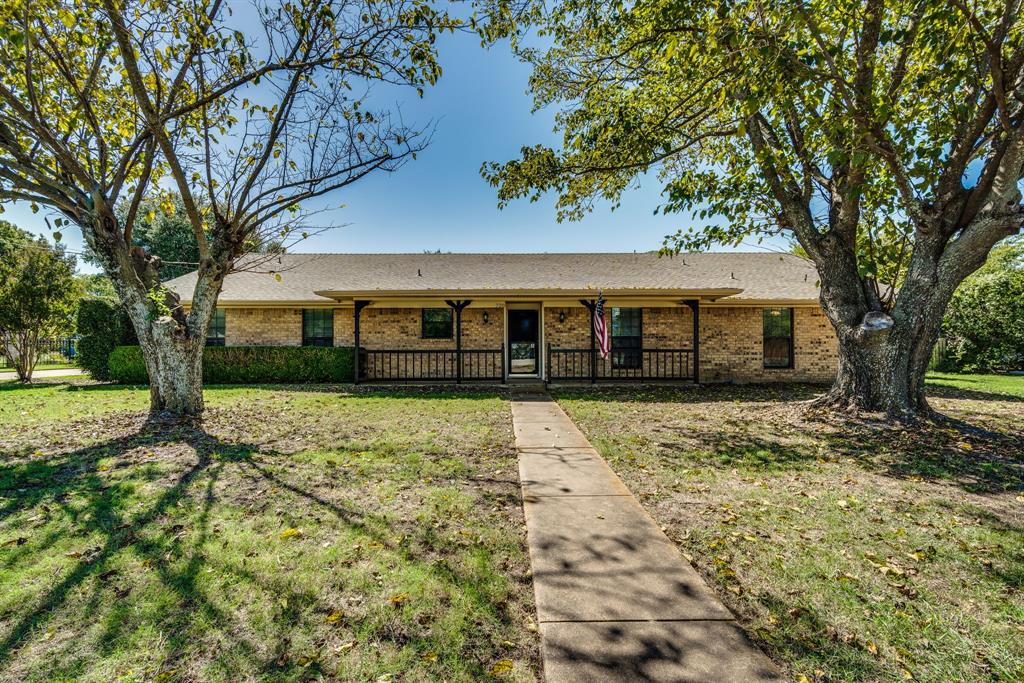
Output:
top-left (312, 287), bottom-right (744, 302)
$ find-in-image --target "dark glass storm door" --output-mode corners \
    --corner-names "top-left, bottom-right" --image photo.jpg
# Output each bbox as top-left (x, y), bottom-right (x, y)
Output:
top-left (508, 309), bottom-right (539, 375)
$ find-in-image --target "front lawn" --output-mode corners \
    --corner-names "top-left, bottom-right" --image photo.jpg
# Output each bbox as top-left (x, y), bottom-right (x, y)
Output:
top-left (926, 371), bottom-right (1024, 399)
top-left (554, 377), bottom-right (1024, 683)
top-left (0, 383), bottom-right (538, 682)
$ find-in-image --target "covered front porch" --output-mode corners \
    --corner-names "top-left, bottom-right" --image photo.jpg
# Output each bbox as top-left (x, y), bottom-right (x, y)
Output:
top-left (332, 295), bottom-right (711, 385)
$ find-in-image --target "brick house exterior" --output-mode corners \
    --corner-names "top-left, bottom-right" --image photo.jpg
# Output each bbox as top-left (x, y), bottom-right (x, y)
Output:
top-left (168, 253), bottom-right (838, 384)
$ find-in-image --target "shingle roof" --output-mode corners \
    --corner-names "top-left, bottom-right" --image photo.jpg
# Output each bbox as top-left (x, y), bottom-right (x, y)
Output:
top-left (164, 252), bottom-right (821, 303)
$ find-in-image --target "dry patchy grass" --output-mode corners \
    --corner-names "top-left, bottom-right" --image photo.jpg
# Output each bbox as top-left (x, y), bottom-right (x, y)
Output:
top-left (555, 380), bottom-right (1024, 683)
top-left (0, 383), bottom-right (539, 682)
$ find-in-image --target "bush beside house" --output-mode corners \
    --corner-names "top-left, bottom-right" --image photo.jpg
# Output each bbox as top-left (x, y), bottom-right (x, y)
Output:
top-left (108, 345), bottom-right (355, 384)
top-left (76, 298), bottom-right (135, 380)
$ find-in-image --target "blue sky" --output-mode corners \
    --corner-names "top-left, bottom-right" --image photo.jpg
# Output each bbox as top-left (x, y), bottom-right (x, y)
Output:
top-left (5, 30), bottom-right (784, 273)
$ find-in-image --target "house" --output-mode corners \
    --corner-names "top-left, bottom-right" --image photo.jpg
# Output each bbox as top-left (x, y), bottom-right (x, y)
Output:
top-left (165, 252), bottom-right (838, 384)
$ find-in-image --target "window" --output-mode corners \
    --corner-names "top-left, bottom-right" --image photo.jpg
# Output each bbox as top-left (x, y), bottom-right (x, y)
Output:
top-left (206, 309), bottom-right (226, 346)
top-left (763, 308), bottom-right (794, 368)
top-left (302, 309), bottom-right (334, 347)
top-left (421, 308), bottom-right (453, 339)
top-left (611, 307), bottom-right (642, 369)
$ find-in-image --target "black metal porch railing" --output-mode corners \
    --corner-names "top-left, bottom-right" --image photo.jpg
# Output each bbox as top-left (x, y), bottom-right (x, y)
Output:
top-left (359, 345), bottom-right (504, 383)
top-left (1, 337), bottom-right (78, 369)
top-left (546, 345), bottom-right (694, 382)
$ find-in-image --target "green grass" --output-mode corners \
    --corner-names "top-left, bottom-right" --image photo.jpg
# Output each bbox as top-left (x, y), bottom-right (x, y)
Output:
top-left (926, 372), bottom-right (1024, 399)
top-left (554, 381), bottom-right (1024, 683)
top-left (0, 384), bottom-right (538, 682)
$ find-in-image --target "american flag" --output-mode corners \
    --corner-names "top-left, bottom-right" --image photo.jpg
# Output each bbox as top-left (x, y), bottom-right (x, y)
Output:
top-left (593, 292), bottom-right (610, 359)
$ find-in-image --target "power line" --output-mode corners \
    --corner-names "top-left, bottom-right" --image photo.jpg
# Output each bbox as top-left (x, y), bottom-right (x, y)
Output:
top-left (0, 235), bottom-right (201, 266)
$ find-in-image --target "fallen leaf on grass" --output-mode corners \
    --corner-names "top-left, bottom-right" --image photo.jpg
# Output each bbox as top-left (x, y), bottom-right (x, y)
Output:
top-left (324, 610), bottom-right (344, 623)
top-left (489, 659), bottom-right (514, 676)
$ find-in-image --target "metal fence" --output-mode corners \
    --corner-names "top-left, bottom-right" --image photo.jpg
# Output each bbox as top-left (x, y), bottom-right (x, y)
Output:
top-left (359, 346), bottom-right (505, 383)
top-left (0, 337), bottom-right (78, 369)
top-left (547, 346), bottom-right (695, 382)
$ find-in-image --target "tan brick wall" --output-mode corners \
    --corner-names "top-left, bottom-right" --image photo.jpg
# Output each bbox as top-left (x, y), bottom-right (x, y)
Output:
top-left (701, 306), bottom-right (836, 383)
top-left (544, 306), bottom-right (590, 349)
top-left (357, 306), bottom-right (503, 349)
top-left (357, 306), bottom-right (504, 379)
top-left (544, 305), bottom-right (697, 379)
top-left (225, 308), bottom-right (302, 346)
top-left (224, 303), bottom-right (838, 383)
top-left (334, 308), bottom-right (355, 346)
top-left (543, 304), bottom-right (836, 383)
top-left (544, 306), bottom-right (693, 349)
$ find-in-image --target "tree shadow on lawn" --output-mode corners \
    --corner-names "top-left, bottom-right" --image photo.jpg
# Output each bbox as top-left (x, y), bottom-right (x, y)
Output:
top-left (749, 594), bottom-right (884, 680)
top-left (0, 424), bottom-right (242, 669)
top-left (0, 419), bottom-right (531, 679)
top-left (561, 385), bottom-right (1024, 495)
top-left (926, 383), bottom-right (1024, 403)
top-left (554, 382), bottom-right (825, 406)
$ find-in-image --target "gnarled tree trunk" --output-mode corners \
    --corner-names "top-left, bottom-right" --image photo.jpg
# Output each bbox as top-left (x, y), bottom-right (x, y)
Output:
top-left (811, 214), bottom-right (1010, 420)
top-left (818, 309), bottom-right (944, 418)
top-left (84, 195), bottom-right (227, 417)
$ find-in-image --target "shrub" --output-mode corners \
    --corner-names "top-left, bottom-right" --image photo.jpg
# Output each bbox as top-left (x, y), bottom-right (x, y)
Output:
top-left (107, 345), bottom-right (148, 384)
top-left (108, 345), bottom-right (356, 384)
top-left (941, 238), bottom-right (1024, 372)
top-left (75, 298), bottom-right (134, 380)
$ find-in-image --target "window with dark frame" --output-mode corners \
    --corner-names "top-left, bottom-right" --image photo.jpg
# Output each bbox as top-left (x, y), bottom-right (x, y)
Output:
top-left (302, 309), bottom-right (334, 347)
top-left (611, 307), bottom-right (642, 369)
top-left (206, 309), bottom-right (226, 346)
top-left (763, 307), bottom-right (794, 368)
top-left (421, 308), bottom-right (453, 339)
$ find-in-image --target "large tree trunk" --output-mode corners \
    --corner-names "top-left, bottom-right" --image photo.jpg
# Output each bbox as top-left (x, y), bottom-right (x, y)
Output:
top-left (83, 195), bottom-right (226, 417)
top-left (816, 312), bottom-right (941, 418)
top-left (811, 225), bottom-right (988, 420)
top-left (136, 319), bottom-right (206, 415)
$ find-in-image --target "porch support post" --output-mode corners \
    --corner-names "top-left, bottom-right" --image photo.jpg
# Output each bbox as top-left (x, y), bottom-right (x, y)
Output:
top-left (580, 299), bottom-right (597, 385)
top-left (685, 299), bottom-right (701, 384)
top-left (446, 300), bottom-right (471, 384)
top-left (353, 300), bottom-right (371, 384)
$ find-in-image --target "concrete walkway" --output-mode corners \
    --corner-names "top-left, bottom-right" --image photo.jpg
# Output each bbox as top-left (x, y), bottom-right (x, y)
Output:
top-left (512, 394), bottom-right (781, 682)
top-left (0, 368), bottom-right (85, 380)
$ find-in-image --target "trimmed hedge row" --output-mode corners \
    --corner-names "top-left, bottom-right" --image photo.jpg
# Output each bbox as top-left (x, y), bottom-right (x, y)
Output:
top-left (108, 345), bottom-right (355, 384)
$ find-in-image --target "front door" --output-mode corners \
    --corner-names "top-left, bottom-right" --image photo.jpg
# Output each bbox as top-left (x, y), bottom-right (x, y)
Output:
top-left (508, 309), bottom-right (539, 375)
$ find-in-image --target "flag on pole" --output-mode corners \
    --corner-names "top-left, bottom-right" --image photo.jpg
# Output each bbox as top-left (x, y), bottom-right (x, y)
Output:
top-left (593, 292), bottom-right (610, 359)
